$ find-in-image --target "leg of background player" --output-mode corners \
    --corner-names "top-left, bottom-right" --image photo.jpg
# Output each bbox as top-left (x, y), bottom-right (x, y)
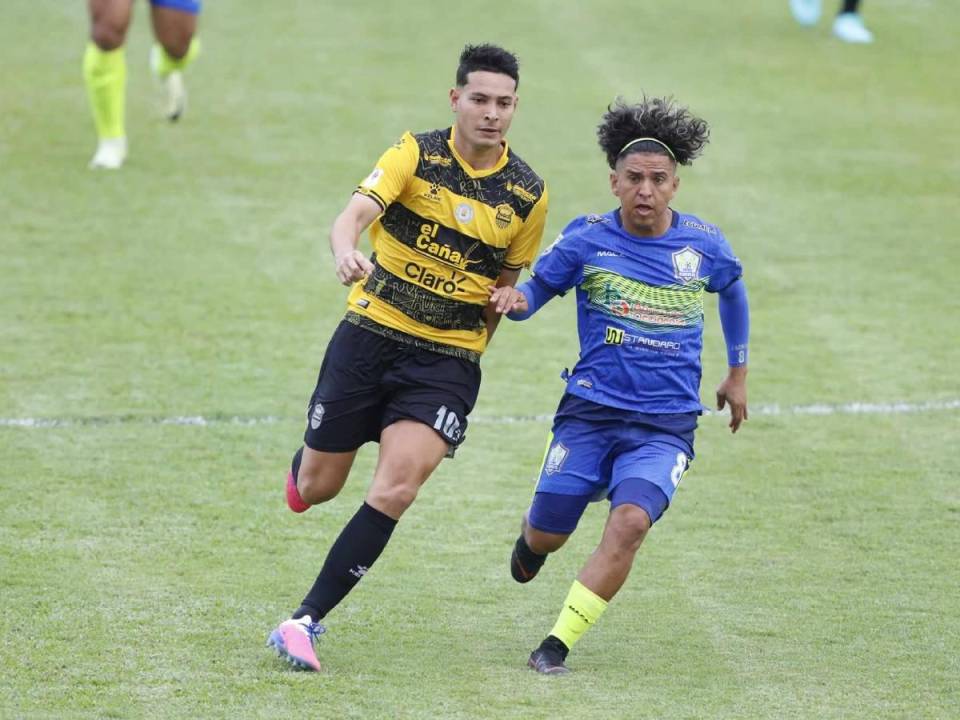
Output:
top-left (149, 4), bottom-right (200, 121)
top-left (84, 0), bottom-right (133, 168)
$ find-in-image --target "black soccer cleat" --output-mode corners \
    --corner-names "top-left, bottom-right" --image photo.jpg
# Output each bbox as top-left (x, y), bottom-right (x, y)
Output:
top-left (527, 647), bottom-right (570, 675)
top-left (510, 534), bottom-right (546, 583)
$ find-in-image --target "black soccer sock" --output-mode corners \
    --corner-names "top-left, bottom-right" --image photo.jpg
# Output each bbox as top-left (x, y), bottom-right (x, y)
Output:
top-left (291, 446), bottom-right (303, 481)
top-left (293, 502), bottom-right (398, 620)
top-left (840, 0), bottom-right (859, 14)
top-left (511, 533), bottom-right (547, 582)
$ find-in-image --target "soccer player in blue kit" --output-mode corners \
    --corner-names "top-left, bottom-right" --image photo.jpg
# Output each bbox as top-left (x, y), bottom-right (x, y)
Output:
top-left (489, 96), bottom-right (750, 674)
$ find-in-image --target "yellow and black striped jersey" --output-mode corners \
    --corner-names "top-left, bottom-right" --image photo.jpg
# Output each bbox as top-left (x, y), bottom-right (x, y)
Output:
top-left (346, 127), bottom-right (548, 362)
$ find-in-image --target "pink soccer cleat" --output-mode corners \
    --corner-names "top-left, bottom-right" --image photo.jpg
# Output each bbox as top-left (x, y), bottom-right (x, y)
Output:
top-left (267, 617), bottom-right (325, 671)
top-left (285, 471), bottom-right (310, 513)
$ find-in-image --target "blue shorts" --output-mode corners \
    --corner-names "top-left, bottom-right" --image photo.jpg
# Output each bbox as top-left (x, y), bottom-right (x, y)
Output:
top-left (150, 0), bottom-right (201, 14)
top-left (528, 395), bottom-right (695, 534)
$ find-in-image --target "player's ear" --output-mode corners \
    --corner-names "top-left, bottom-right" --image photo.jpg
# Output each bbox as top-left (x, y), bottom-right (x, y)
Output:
top-left (449, 87), bottom-right (459, 112)
top-left (609, 171), bottom-right (618, 195)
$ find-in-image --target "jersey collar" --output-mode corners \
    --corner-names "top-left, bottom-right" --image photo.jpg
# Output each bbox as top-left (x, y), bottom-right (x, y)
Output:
top-left (447, 126), bottom-right (510, 178)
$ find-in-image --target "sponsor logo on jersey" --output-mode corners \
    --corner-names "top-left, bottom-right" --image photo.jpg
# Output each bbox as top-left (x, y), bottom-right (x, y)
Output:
top-left (681, 219), bottom-right (717, 234)
top-left (414, 223), bottom-right (483, 271)
top-left (544, 442), bottom-right (569, 475)
top-left (672, 246), bottom-right (702, 283)
top-left (309, 403), bottom-right (325, 430)
top-left (495, 203), bottom-right (514, 229)
top-left (361, 167), bottom-right (384, 188)
top-left (506, 181), bottom-right (537, 203)
top-left (586, 214), bottom-right (608, 224)
top-left (404, 262), bottom-right (468, 295)
top-left (420, 182), bottom-right (442, 203)
top-left (455, 203), bottom-right (474, 223)
top-left (356, 298), bottom-right (370, 309)
top-left (422, 152), bottom-right (452, 167)
top-left (604, 326), bottom-right (625, 345)
top-left (597, 250), bottom-right (621, 257)
top-left (605, 325), bottom-right (681, 353)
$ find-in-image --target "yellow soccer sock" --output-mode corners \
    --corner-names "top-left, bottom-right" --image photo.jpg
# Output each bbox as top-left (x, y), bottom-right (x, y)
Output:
top-left (548, 579), bottom-right (608, 651)
top-left (152, 37), bottom-right (200, 77)
top-left (83, 42), bottom-right (126, 140)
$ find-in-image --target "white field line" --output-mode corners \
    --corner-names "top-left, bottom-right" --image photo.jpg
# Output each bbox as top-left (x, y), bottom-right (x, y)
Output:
top-left (1, 399), bottom-right (959, 429)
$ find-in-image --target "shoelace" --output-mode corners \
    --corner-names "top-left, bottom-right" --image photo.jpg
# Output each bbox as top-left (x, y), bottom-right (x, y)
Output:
top-left (304, 622), bottom-right (326, 643)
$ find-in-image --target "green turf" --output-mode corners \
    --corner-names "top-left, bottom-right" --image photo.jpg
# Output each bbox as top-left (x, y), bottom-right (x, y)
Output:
top-left (2, 1), bottom-right (959, 718)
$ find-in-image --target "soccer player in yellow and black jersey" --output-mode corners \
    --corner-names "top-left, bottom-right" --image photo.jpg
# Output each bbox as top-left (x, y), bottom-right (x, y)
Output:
top-left (267, 44), bottom-right (548, 672)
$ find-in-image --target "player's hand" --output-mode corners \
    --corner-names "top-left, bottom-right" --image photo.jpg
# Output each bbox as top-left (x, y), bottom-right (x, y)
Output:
top-left (334, 250), bottom-right (374, 286)
top-left (488, 285), bottom-right (528, 315)
top-left (716, 367), bottom-right (748, 433)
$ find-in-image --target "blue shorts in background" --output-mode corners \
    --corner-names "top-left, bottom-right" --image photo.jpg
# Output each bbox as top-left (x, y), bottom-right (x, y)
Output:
top-left (150, 0), bottom-right (202, 14)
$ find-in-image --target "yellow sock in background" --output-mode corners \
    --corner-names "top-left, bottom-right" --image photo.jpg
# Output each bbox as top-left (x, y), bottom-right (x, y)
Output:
top-left (83, 42), bottom-right (126, 140)
top-left (151, 37), bottom-right (201, 77)
top-left (548, 579), bottom-right (608, 650)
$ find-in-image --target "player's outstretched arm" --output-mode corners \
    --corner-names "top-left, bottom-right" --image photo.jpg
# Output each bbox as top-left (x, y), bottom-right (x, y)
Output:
top-left (329, 194), bottom-right (380, 285)
top-left (716, 279), bottom-right (750, 433)
top-left (489, 276), bottom-right (558, 320)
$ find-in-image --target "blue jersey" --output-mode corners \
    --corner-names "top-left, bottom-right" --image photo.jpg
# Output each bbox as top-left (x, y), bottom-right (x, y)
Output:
top-left (531, 209), bottom-right (742, 414)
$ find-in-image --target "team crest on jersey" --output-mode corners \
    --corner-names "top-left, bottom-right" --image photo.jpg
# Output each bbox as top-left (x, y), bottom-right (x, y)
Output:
top-left (495, 203), bottom-right (514, 229)
top-left (672, 246), bottom-right (702, 284)
top-left (309, 403), bottom-right (325, 430)
top-left (544, 442), bottom-right (569, 475)
top-left (361, 167), bottom-right (384, 188)
top-left (455, 203), bottom-right (474, 223)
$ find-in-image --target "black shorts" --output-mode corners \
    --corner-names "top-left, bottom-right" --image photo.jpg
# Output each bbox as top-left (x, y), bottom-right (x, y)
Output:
top-left (303, 320), bottom-right (481, 453)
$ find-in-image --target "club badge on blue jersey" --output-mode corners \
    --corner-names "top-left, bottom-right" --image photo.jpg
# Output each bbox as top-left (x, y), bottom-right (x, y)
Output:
top-left (671, 246), bottom-right (703, 284)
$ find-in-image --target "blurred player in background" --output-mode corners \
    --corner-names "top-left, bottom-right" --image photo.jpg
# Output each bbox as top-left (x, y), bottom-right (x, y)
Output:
top-left (489, 96), bottom-right (750, 674)
top-left (790, 0), bottom-right (874, 43)
top-left (266, 43), bottom-right (549, 672)
top-left (84, 0), bottom-right (201, 169)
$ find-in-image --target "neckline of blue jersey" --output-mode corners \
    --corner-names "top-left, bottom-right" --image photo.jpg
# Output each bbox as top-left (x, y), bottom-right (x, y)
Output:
top-left (610, 207), bottom-right (680, 239)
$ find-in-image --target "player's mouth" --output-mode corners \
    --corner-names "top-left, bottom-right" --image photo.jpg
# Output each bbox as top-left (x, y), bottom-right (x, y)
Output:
top-left (478, 127), bottom-right (500, 138)
top-left (634, 203), bottom-right (654, 214)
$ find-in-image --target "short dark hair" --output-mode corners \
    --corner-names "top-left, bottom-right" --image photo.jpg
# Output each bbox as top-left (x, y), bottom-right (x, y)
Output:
top-left (456, 44), bottom-right (520, 89)
top-left (597, 96), bottom-right (710, 168)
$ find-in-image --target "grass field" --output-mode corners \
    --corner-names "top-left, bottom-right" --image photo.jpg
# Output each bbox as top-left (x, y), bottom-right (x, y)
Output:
top-left (2, 1), bottom-right (959, 718)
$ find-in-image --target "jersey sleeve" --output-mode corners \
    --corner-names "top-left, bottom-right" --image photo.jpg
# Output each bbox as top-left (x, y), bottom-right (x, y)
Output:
top-left (353, 131), bottom-right (419, 210)
top-left (503, 185), bottom-right (549, 271)
top-left (706, 230), bottom-right (744, 293)
top-left (529, 218), bottom-right (585, 294)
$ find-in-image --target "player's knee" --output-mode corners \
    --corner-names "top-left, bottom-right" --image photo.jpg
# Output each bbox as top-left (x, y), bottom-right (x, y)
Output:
top-left (366, 481), bottom-right (419, 517)
top-left (608, 504), bottom-right (651, 551)
top-left (525, 526), bottom-right (568, 555)
top-left (297, 468), bottom-right (343, 505)
top-left (91, 22), bottom-right (126, 51)
top-left (160, 34), bottom-right (192, 60)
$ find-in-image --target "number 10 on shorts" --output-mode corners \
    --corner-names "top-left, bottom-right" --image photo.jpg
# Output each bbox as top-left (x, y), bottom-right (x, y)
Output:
top-left (433, 405), bottom-right (462, 442)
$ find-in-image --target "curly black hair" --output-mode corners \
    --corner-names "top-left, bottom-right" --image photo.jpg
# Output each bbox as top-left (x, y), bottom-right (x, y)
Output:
top-left (456, 44), bottom-right (520, 89)
top-left (597, 96), bottom-right (710, 168)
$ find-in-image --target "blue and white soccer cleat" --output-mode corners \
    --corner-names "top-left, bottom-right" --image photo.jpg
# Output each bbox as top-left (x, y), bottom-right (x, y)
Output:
top-left (267, 617), bottom-right (326, 672)
top-left (832, 13), bottom-right (874, 43)
top-left (789, 0), bottom-right (822, 26)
